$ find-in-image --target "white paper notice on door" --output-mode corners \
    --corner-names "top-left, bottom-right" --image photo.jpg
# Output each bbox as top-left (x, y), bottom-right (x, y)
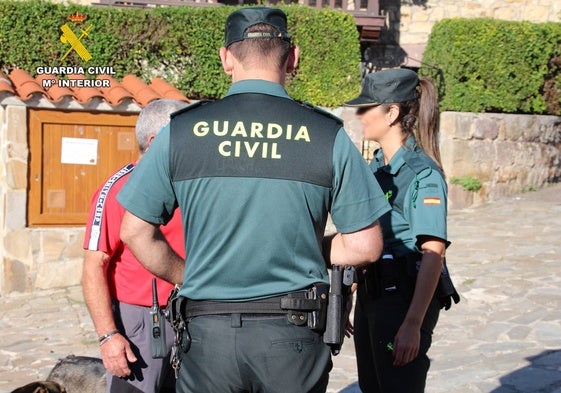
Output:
top-left (61, 137), bottom-right (98, 165)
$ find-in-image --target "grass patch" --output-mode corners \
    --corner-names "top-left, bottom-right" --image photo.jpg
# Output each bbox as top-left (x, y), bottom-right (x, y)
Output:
top-left (450, 176), bottom-right (482, 192)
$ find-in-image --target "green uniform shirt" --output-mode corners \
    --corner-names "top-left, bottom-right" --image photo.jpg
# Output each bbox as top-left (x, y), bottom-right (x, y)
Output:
top-left (118, 80), bottom-right (390, 300)
top-left (369, 136), bottom-right (448, 257)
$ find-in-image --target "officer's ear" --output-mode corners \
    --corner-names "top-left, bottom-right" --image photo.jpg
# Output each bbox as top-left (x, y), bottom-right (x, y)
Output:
top-left (387, 104), bottom-right (400, 125)
top-left (286, 45), bottom-right (299, 74)
top-left (220, 46), bottom-right (234, 77)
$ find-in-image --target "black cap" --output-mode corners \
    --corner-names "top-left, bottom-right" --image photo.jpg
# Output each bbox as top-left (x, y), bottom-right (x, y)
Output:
top-left (344, 68), bottom-right (419, 107)
top-left (224, 7), bottom-right (290, 47)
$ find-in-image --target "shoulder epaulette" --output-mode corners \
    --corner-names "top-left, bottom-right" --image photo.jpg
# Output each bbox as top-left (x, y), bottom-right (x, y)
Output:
top-left (402, 149), bottom-right (441, 175)
top-left (170, 99), bottom-right (214, 118)
top-left (299, 102), bottom-right (343, 125)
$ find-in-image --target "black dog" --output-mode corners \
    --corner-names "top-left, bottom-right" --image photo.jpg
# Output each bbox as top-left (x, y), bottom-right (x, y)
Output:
top-left (10, 381), bottom-right (66, 393)
top-left (46, 355), bottom-right (106, 393)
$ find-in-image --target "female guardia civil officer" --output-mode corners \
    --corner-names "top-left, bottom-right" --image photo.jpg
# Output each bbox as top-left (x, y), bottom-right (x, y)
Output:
top-left (344, 68), bottom-right (448, 393)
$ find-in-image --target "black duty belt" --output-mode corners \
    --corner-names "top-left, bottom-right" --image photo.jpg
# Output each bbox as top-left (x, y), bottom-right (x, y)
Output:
top-left (182, 291), bottom-right (321, 319)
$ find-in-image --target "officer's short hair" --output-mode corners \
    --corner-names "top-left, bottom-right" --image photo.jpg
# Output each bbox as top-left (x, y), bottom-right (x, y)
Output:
top-left (228, 23), bottom-right (292, 68)
top-left (224, 7), bottom-right (290, 47)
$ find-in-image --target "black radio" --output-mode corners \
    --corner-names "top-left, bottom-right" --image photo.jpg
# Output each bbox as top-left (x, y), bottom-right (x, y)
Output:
top-left (149, 278), bottom-right (168, 359)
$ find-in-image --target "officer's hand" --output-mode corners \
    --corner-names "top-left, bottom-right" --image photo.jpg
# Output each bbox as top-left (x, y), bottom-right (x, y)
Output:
top-left (344, 320), bottom-right (354, 337)
top-left (100, 333), bottom-right (138, 378)
top-left (392, 321), bottom-right (420, 366)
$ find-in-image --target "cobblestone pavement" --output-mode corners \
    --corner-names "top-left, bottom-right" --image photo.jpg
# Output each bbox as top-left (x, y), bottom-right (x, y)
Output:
top-left (1, 184), bottom-right (561, 393)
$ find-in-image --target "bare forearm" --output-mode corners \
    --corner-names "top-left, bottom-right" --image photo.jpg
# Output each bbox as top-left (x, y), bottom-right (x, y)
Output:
top-left (82, 254), bottom-right (137, 377)
top-left (81, 251), bottom-right (117, 336)
top-left (403, 244), bottom-right (444, 327)
top-left (120, 211), bottom-right (184, 284)
top-left (326, 221), bottom-right (384, 267)
top-left (129, 235), bottom-right (184, 284)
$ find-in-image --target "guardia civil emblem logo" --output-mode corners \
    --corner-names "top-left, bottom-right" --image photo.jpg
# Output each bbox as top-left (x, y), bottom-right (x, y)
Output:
top-left (60, 13), bottom-right (93, 62)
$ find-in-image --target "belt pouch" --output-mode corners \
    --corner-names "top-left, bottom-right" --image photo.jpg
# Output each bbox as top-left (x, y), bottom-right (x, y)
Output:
top-left (307, 283), bottom-right (328, 332)
top-left (436, 258), bottom-right (461, 310)
top-left (404, 254), bottom-right (460, 309)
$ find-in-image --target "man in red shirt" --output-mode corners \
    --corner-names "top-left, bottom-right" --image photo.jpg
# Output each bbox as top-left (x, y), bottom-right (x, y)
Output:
top-left (82, 99), bottom-right (187, 393)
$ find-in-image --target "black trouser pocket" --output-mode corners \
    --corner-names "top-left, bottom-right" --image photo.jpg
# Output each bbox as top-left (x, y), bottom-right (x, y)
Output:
top-left (378, 259), bottom-right (398, 294)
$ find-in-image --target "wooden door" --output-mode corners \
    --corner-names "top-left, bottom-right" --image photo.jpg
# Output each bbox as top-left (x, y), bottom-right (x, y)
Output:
top-left (28, 109), bottom-right (139, 226)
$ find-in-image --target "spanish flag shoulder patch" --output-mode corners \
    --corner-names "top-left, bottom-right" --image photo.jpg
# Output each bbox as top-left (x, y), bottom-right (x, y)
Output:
top-left (423, 197), bottom-right (441, 205)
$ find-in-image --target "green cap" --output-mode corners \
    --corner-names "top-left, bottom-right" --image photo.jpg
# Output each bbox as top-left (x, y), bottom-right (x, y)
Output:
top-left (224, 7), bottom-right (290, 47)
top-left (344, 68), bottom-right (419, 107)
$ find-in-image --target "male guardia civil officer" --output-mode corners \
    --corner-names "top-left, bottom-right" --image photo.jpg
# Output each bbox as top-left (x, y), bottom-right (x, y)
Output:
top-left (118, 7), bottom-right (390, 393)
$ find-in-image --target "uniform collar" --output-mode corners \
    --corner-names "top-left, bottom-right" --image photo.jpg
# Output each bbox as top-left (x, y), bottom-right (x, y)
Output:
top-left (373, 135), bottom-right (417, 175)
top-left (225, 79), bottom-right (291, 99)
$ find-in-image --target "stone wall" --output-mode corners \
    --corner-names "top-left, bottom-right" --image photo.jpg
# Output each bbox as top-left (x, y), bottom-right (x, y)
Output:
top-left (0, 103), bottom-right (87, 294)
top-left (339, 107), bottom-right (561, 209)
top-left (1, 103), bottom-right (560, 294)
top-left (367, 0), bottom-right (560, 69)
top-left (440, 112), bottom-right (561, 209)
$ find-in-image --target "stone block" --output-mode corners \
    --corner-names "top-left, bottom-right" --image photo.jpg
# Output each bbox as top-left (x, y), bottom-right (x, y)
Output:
top-left (503, 115), bottom-right (539, 142)
top-left (0, 184), bottom-right (4, 225)
top-left (472, 117), bottom-right (499, 140)
top-left (63, 230), bottom-right (86, 259)
top-left (495, 141), bottom-right (518, 167)
top-left (41, 231), bottom-right (67, 262)
top-left (31, 230), bottom-right (42, 262)
top-left (523, 5), bottom-right (549, 22)
top-left (467, 140), bottom-right (495, 179)
top-left (473, 184), bottom-right (487, 205)
top-left (537, 116), bottom-right (561, 144)
top-left (526, 168), bottom-right (548, 189)
top-left (439, 112), bottom-right (457, 141)
top-left (517, 142), bottom-right (542, 167)
top-left (0, 105), bottom-right (4, 132)
top-left (442, 112), bottom-right (473, 141)
top-left (3, 258), bottom-right (31, 292)
top-left (4, 229), bottom-right (31, 261)
top-left (461, 3), bottom-right (487, 18)
top-left (427, 6), bottom-right (445, 21)
top-left (440, 5), bottom-right (461, 19)
top-left (447, 183), bottom-right (475, 210)
top-left (6, 160), bottom-right (28, 190)
top-left (6, 106), bottom-right (27, 144)
top-left (35, 258), bottom-right (82, 289)
top-left (543, 145), bottom-right (561, 176)
top-left (6, 142), bottom-right (28, 160)
top-left (496, 166), bottom-right (521, 183)
top-left (440, 139), bottom-right (473, 177)
top-left (493, 7), bottom-right (516, 20)
top-left (406, 21), bottom-right (433, 35)
top-left (495, 141), bottom-right (517, 166)
top-left (6, 190), bottom-right (26, 231)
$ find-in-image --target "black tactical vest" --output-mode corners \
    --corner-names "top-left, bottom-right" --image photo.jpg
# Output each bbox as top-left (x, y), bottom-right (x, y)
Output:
top-left (169, 93), bottom-right (343, 188)
top-left (374, 146), bottom-right (443, 219)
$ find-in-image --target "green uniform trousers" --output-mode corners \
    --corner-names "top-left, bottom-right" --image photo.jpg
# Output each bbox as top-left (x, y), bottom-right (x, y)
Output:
top-left (176, 315), bottom-right (332, 393)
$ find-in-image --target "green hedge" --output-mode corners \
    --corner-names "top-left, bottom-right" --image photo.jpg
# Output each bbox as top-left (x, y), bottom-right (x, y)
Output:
top-left (0, 0), bottom-right (361, 107)
top-left (420, 18), bottom-right (561, 115)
